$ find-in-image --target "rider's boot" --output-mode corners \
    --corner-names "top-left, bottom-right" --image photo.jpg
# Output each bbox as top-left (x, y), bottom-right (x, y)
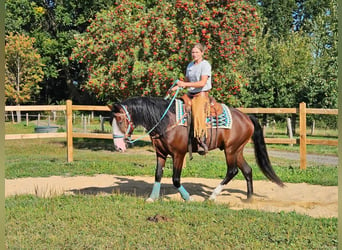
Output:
top-left (197, 137), bottom-right (208, 155)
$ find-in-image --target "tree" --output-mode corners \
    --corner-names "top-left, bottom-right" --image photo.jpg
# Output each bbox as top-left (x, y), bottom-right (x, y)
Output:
top-left (257, 0), bottom-right (297, 39)
top-left (242, 31), bottom-right (312, 108)
top-left (5, 0), bottom-right (115, 104)
top-left (247, 0), bottom-right (337, 109)
top-left (299, 0), bottom-right (337, 109)
top-left (293, 0), bottom-right (332, 32)
top-left (5, 32), bottom-right (44, 121)
top-left (71, 0), bottom-right (260, 105)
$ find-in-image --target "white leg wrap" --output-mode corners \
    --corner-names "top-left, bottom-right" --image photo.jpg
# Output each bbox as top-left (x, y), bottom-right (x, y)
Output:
top-left (145, 197), bottom-right (155, 203)
top-left (209, 184), bottom-right (223, 201)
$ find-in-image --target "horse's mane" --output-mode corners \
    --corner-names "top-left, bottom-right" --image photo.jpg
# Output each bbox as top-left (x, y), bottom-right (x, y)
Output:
top-left (118, 96), bottom-right (175, 135)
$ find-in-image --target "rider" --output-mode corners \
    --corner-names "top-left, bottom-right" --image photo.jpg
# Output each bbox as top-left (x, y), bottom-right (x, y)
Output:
top-left (172, 43), bottom-right (212, 155)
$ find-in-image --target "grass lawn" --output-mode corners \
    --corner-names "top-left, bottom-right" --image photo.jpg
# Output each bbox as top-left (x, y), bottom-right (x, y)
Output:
top-left (5, 122), bottom-right (338, 249)
top-left (5, 137), bottom-right (338, 186)
top-left (6, 195), bottom-right (337, 249)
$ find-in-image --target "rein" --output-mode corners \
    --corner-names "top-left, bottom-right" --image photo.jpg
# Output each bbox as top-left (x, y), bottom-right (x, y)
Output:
top-left (117, 80), bottom-right (181, 143)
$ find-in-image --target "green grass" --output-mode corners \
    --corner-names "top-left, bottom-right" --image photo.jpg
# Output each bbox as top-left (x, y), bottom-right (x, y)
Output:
top-left (5, 123), bottom-right (338, 249)
top-left (5, 122), bottom-right (37, 134)
top-left (6, 195), bottom-right (337, 249)
top-left (267, 143), bottom-right (338, 155)
top-left (5, 137), bottom-right (338, 185)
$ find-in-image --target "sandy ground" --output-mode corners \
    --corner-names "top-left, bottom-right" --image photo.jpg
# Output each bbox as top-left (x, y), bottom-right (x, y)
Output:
top-left (5, 174), bottom-right (337, 218)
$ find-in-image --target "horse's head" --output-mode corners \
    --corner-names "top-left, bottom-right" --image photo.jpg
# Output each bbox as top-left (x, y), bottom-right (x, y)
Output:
top-left (110, 103), bottom-right (134, 152)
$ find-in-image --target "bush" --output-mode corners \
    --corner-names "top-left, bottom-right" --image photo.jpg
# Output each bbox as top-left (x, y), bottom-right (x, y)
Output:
top-left (72, 0), bottom-right (259, 105)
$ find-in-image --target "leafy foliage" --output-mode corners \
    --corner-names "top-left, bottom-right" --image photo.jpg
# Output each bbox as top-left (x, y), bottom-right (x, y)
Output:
top-left (5, 32), bottom-right (44, 104)
top-left (242, 32), bottom-right (312, 108)
top-left (5, 0), bottom-right (115, 104)
top-left (252, 0), bottom-right (337, 109)
top-left (257, 0), bottom-right (297, 38)
top-left (72, 0), bottom-right (260, 104)
top-left (299, 0), bottom-right (337, 109)
top-left (4, 0), bottom-right (337, 109)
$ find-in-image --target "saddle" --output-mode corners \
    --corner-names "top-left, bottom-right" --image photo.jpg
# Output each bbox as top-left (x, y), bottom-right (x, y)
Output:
top-left (180, 94), bottom-right (223, 116)
top-left (179, 93), bottom-right (225, 160)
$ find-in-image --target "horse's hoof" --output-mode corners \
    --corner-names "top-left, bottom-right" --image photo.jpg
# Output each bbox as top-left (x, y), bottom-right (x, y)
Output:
top-left (208, 196), bottom-right (216, 201)
top-left (187, 196), bottom-right (194, 202)
top-left (243, 196), bottom-right (254, 203)
top-left (146, 197), bottom-right (155, 203)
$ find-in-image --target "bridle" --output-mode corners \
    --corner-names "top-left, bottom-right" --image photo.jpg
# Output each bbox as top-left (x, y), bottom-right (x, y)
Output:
top-left (112, 104), bottom-right (135, 140)
top-left (112, 80), bottom-right (182, 144)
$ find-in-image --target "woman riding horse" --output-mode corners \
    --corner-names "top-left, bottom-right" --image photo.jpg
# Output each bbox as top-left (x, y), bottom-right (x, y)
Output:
top-left (110, 96), bottom-right (284, 202)
top-left (172, 43), bottom-right (211, 155)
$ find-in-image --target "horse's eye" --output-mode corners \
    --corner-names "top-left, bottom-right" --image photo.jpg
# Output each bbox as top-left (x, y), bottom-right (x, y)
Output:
top-left (115, 117), bottom-right (124, 126)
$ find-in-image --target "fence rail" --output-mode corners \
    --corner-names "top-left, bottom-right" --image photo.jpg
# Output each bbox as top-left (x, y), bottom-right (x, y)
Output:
top-left (5, 101), bottom-right (338, 169)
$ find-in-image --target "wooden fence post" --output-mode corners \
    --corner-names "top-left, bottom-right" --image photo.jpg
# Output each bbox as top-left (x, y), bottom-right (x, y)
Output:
top-left (299, 102), bottom-right (307, 170)
top-left (66, 100), bottom-right (73, 162)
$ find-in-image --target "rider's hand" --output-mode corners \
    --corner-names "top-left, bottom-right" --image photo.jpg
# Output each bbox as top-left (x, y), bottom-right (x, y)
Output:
top-left (172, 80), bottom-right (185, 91)
top-left (171, 85), bottom-right (179, 91)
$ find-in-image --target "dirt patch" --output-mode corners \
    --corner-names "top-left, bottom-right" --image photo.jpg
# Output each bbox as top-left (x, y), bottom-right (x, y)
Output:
top-left (5, 174), bottom-right (337, 218)
top-left (147, 214), bottom-right (173, 223)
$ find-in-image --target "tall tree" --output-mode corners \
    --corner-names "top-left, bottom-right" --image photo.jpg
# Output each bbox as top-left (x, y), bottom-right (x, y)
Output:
top-left (250, 0), bottom-right (337, 109)
top-left (5, 0), bottom-right (114, 104)
top-left (5, 32), bottom-right (44, 121)
top-left (71, 0), bottom-right (260, 105)
top-left (257, 0), bottom-right (332, 37)
top-left (299, 0), bottom-right (337, 109)
top-left (242, 31), bottom-right (312, 108)
top-left (293, 0), bottom-right (331, 32)
top-left (257, 0), bottom-right (297, 39)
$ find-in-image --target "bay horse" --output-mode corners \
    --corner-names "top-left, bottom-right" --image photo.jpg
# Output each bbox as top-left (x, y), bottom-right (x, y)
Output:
top-left (110, 96), bottom-right (284, 202)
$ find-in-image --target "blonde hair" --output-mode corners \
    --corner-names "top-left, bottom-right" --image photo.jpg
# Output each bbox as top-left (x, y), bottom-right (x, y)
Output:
top-left (193, 43), bottom-right (207, 53)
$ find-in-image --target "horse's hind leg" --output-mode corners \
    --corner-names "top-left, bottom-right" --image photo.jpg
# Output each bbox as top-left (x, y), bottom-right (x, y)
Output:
top-left (237, 153), bottom-right (253, 199)
top-left (146, 154), bottom-right (166, 202)
top-left (209, 150), bottom-right (238, 201)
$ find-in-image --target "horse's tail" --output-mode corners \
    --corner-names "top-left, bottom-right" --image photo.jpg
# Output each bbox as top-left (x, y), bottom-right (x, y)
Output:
top-left (249, 115), bottom-right (285, 187)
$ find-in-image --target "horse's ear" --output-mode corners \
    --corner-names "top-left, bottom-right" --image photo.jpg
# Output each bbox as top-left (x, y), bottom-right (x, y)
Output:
top-left (109, 103), bottom-right (120, 125)
top-left (112, 103), bottom-right (122, 113)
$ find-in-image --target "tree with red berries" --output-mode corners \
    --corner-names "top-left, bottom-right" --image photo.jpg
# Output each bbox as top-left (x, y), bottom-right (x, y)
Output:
top-left (72, 0), bottom-right (259, 105)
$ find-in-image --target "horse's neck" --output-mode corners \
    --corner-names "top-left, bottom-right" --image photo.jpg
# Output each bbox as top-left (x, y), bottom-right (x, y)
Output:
top-left (129, 105), bottom-right (153, 129)
top-left (129, 100), bottom-right (173, 135)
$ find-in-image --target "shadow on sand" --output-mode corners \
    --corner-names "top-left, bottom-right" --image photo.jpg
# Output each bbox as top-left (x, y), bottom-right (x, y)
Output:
top-left (69, 176), bottom-right (264, 201)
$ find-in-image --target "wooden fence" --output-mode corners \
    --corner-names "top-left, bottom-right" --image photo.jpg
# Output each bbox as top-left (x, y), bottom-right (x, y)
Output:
top-left (5, 100), bottom-right (338, 169)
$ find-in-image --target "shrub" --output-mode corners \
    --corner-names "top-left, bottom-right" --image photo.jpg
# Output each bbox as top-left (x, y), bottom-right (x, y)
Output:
top-left (71, 0), bottom-right (259, 105)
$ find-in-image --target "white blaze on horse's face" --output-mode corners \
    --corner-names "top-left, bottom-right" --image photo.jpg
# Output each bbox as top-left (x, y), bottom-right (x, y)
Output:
top-left (112, 116), bottom-right (127, 152)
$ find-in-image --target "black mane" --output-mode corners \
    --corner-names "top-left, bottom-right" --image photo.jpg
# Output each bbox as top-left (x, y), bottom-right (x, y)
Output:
top-left (115, 96), bottom-right (176, 135)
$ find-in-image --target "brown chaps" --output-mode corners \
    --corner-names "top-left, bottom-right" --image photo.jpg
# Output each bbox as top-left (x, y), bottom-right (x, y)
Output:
top-left (191, 94), bottom-right (210, 138)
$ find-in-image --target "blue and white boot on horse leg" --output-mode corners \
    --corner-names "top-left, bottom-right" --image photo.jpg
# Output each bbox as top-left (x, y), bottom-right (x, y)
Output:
top-left (178, 185), bottom-right (194, 202)
top-left (146, 182), bottom-right (161, 202)
top-left (147, 183), bottom-right (194, 202)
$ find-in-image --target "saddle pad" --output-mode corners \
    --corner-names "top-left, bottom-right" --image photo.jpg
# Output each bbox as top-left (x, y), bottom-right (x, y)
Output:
top-left (175, 99), bottom-right (232, 129)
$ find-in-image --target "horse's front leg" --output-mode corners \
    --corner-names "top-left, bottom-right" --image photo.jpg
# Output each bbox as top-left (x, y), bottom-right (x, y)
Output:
top-left (146, 154), bottom-right (166, 202)
top-left (172, 153), bottom-right (192, 201)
